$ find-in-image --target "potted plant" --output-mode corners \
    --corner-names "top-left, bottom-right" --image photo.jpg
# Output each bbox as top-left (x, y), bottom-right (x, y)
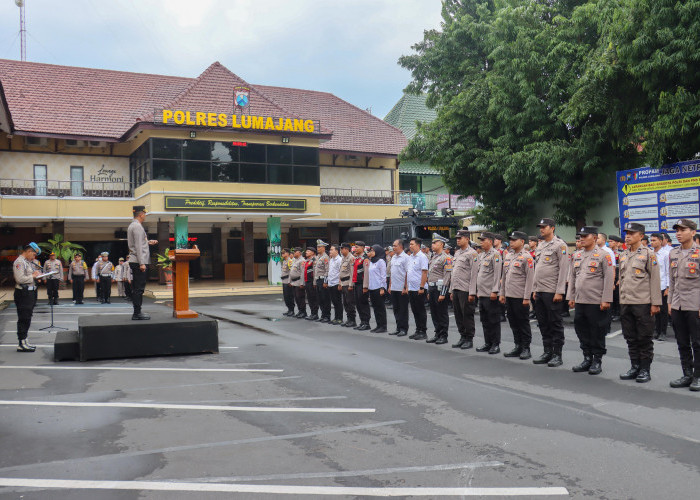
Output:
top-left (155, 252), bottom-right (173, 288)
top-left (38, 234), bottom-right (86, 285)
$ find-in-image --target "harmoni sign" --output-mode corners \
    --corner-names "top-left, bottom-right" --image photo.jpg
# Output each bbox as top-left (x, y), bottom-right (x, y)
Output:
top-left (164, 196), bottom-right (306, 211)
top-left (160, 110), bottom-right (317, 133)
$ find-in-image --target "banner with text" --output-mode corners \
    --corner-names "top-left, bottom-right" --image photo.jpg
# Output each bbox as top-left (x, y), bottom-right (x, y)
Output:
top-left (164, 196), bottom-right (306, 212)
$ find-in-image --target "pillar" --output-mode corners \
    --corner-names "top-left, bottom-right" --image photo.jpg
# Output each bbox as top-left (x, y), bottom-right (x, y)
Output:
top-left (212, 226), bottom-right (223, 279)
top-left (242, 221), bottom-right (254, 282)
top-left (157, 219), bottom-right (169, 284)
top-left (52, 220), bottom-right (64, 238)
top-left (327, 222), bottom-right (339, 244)
top-left (267, 217), bottom-right (281, 285)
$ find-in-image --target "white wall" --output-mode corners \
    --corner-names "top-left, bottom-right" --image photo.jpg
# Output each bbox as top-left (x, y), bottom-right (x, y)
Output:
top-left (320, 166), bottom-right (392, 191)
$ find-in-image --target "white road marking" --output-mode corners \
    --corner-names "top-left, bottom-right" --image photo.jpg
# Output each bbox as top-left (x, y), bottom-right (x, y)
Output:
top-left (0, 366), bottom-right (280, 373)
top-left (0, 400), bottom-right (375, 413)
top-left (185, 461), bottom-right (504, 482)
top-left (606, 330), bottom-right (622, 338)
top-left (0, 478), bottom-right (569, 496)
top-left (219, 346), bottom-right (239, 349)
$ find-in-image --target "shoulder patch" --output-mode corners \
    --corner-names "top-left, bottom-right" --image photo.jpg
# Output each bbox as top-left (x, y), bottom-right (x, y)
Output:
top-left (606, 254), bottom-right (612, 265)
top-left (651, 255), bottom-right (657, 266)
top-left (495, 256), bottom-right (500, 263)
top-left (473, 256), bottom-right (478, 262)
top-left (561, 245), bottom-right (567, 254)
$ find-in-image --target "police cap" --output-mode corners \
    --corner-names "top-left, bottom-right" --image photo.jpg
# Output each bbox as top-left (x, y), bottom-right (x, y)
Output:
top-left (132, 205), bottom-right (147, 215)
top-left (456, 229), bottom-right (470, 239)
top-left (432, 233), bottom-right (448, 244)
top-left (340, 242), bottom-right (352, 250)
top-left (528, 235), bottom-right (538, 242)
top-left (536, 218), bottom-right (556, 227)
top-left (306, 246), bottom-right (317, 254)
top-left (672, 218), bottom-right (697, 231)
top-left (576, 226), bottom-right (599, 236)
top-left (624, 222), bottom-right (646, 233)
top-left (25, 242), bottom-right (41, 255)
top-left (316, 239), bottom-right (328, 247)
top-left (609, 235), bottom-right (623, 243)
top-left (509, 231), bottom-right (528, 241)
top-left (478, 231), bottom-right (496, 241)
top-left (354, 240), bottom-right (365, 248)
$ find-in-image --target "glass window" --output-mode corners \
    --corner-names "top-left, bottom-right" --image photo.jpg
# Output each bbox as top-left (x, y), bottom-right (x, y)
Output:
top-left (240, 163), bottom-right (266, 183)
top-left (34, 164), bottom-right (47, 196)
top-left (183, 161), bottom-right (211, 181)
top-left (268, 164), bottom-right (293, 184)
top-left (152, 139), bottom-right (181, 159)
top-left (293, 165), bottom-right (319, 185)
top-left (182, 140), bottom-right (212, 161)
top-left (293, 146), bottom-right (318, 166)
top-left (212, 142), bottom-right (238, 162)
top-left (152, 159), bottom-right (179, 180)
top-left (240, 143), bottom-right (265, 163)
top-left (213, 162), bottom-right (239, 183)
top-left (268, 145), bottom-right (293, 164)
top-left (399, 174), bottom-right (421, 192)
top-left (70, 166), bottom-right (84, 196)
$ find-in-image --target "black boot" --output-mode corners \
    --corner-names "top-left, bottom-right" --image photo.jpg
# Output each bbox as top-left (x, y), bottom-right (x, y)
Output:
top-left (434, 335), bottom-right (448, 345)
top-left (475, 344), bottom-right (491, 352)
top-left (413, 331), bottom-right (427, 340)
top-left (488, 344), bottom-right (500, 354)
top-left (533, 348), bottom-right (553, 364)
top-left (306, 314), bottom-right (319, 321)
top-left (636, 360), bottom-right (651, 383)
top-left (547, 348), bottom-right (563, 367)
top-left (460, 340), bottom-right (474, 350)
top-left (670, 367), bottom-right (694, 388)
top-left (519, 347), bottom-right (531, 360)
top-left (572, 355), bottom-right (592, 373)
top-left (588, 356), bottom-right (602, 375)
top-left (503, 345), bottom-right (522, 358)
top-left (343, 320), bottom-right (357, 328)
top-left (690, 377), bottom-right (700, 392)
top-left (17, 339), bottom-right (36, 352)
top-left (426, 335), bottom-right (439, 343)
top-left (620, 360), bottom-right (641, 380)
top-left (452, 337), bottom-right (467, 348)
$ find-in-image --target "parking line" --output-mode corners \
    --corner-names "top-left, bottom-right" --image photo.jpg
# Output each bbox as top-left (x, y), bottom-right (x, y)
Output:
top-left (0, 366), bottom-right (281, 373)
top-left (0, 478), bottom-right (569, 496)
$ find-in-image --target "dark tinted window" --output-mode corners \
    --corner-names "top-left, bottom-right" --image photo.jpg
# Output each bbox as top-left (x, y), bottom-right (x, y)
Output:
top-left (152, 159), bottom-right (179, 180)
top-left (213, 163), bottom-right (239, 182)
top-left (212, 142), bottom-right (238, 162)
top-left (183, 140), bottom-right (211, 161)
top-left (184, 161), bottom-right (211, 181)
top-left (268, 164), bottom-right (293, 184)
top-left (293, 146), bottom-right (318, 166)
top-left (152, 139), bottom-right (181, 159)
top-left (240, 143), bottom-right (266, 163)
top-left (268, 145), bottom-right (293, 164)
top-left (294, 165), bottom-right (319, 185)
top-left (240, 163), bottom-right (266, 183)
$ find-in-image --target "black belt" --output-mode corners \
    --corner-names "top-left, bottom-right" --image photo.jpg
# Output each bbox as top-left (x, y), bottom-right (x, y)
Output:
top-left (16, 284), bottom-right (36, 291)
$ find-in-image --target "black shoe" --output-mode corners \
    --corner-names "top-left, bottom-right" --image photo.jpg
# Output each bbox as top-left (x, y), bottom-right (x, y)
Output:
top-left (131, 313), bottom-right (151, 320)
top-left (460, 340), bottom-right (474, 350)
top-left (519, 347), bottom-right (531, 360)
top-left (370, 327), bottom-right (380, 333)
top-left (488, 344), bottom-right (500, 354)
top-left (413, 332), bottom-right (427, 341)
top-left (636, 368), bottom-right (651, 383)
top-left (690, 378), bottom-right (700, 392)
top-left (294, 312), bottom-right (304, 319)
top-left (533, 350), bottom-right (553, 364)
top-left (475, 344), bottom-right (491, 352)
top-left (306, 314), bottom-right (319, 321)
top-left (656, 334), bottom-right (667, 342)
top-left (344, 321), bottom-right (357, 328)
top-left (503, 345), bottom-right (522, 358)
top-left (397, 330), bottom-right (408, 337)
top-left (426, 335), bottom-right (439, 343)
top-left (77, 301), bottom-right (84, 304)
top-left (17, 340), bottom-right (36, 352)
top-left (547, 353), bottom-right (563, 367)
top-left (105, 300), bottom-right (111, 304)
top-left (588, 356), bottom-right (602, 375)
top-left (528, 311), bottom-right (537, 320)
top-left (409, 332), bottom-right (418, 339)
top-left (572, 355), bottom-right (592, 373)
top-left (434, 336), bottom-right (448, 345)
top-left (283, 311), bottom-right (292, 317)
top-left (611, 315), bottom-right (620, 322)
top-left (500, 315), bottom-right (507, 322)
top-left (620, 362), bottom-right (640, 380)
top-left (670, 369), bottom-right (693, 388)
top-left (374, 327), bottom-right (387, 333)
top-left (355, 324), bottom-right (371, 331)
top-left (389, 330), bottom-right (400, 336)
top-left (332, 319), bottom-right (343, 325)
top-left (320, 317), bottom-right (331, 323)
top-left (452, 338), bottom-right (467, 348)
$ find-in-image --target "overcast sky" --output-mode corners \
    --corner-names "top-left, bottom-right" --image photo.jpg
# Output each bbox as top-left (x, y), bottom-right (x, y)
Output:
top-left (0, 0), bottom-right (443, 118)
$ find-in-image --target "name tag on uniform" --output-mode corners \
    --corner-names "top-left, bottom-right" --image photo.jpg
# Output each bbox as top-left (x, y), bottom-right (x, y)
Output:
top-left (483, 261), bottom-right (490, 267)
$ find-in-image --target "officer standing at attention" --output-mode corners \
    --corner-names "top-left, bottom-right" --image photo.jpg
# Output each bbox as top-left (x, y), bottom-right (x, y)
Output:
top-left (303, 247), bottom-right (319, 321)
top-left (327, 244), bottom-right (344, 324)
top-left (314, 240), bottom-right (331, 323)
top-left (533, 218), bottom-right (570, 367)
top-left (388, 239), bottom-right (410, 337)
top-left (667, 219), bottom-right (700, 391)
top-left (473, 232), bottom-right (503, 354)
top-left (618, 222), bottom-right (661, 383)
top-left (92, 257), bottom-right (101, 302)
top-left (121, 257), bottom-right (133, 301)
top-left (407, 237), bottom-right (429, 340)
top-left (499, 231), bottom-right (535, 359)
top-left (127, 205), bottom-right (158, 320)
top-left (385, 246), bottom-right (393, 304)
top-left (96, 252), bottom-right (115, 304)
top-left (449, 229), bottom-right (478, 350)
top-left (114, 257), bottom-right (126, 298)
top-left (289, 247), bottom-right (307, 318)
top-left (68, 253), bottom-right (87, 304)
top-left (42, 252), bottom-right (63, 305)
top-left (426, 234), bottom-right (452, 345)
top-left (608, 234), bottom-right (624, 322)
top-left (567, 227), bottom-right (614, 375)
top-left (280, 248), bottom-right (296, 317)
top-left (339, 242), bottom-right (356, 327)
top-left (13, 242), bottom-right (42, 352)
top-left (352, 241), bottom-right (371, 331)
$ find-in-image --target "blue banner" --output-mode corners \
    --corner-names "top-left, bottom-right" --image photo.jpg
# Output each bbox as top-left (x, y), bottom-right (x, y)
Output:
top-left (617, 160), bottom-right (700, 244)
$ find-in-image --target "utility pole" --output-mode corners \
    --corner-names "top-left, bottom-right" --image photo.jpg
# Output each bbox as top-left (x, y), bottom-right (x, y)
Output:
top-left (16, 0), bottom-right (26, 61)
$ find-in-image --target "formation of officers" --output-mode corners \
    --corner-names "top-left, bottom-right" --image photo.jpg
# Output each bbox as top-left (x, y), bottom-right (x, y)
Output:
top-left (279, 217), bottom-right (700, 392)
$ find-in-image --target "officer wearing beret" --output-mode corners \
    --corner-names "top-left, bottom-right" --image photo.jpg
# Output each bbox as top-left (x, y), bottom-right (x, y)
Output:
top-left (533, 218), bottom-right (570, 367)
top-left (280, 248), bottom-right (296, 316)
top-left (426, 234), bottom-right (452, 344)
top-left (314, 240), bottom-right (331, 323)
top-left (289, 247), bottom-right (307, 318)
top-left (127, 206), bottom-right (158, 320)
top-left (472, 232), bottom-right (503, 353)
top-left (618, 222), bottom-right (661, 383)
top-left (338, 242), bottom-right (357, 327)
top-left (13, 243), bottom-right (42, 352)
top-left (449, 229), bottom-right (478, 349)
top-left (567, 226), bottom-right (614, 375)
top-left (667, 219), bottom-right (700, 391)
top-left (43, 252), bottom-right (63, 305)
top-left (499, 231), bottom-right (535, 360)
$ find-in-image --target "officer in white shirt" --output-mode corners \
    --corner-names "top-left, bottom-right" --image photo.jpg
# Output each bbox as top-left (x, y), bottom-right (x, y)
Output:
top-left (651, 232), bottom-right (670, 341)
top-left (388, 239), bottom-right (410, 336)
top-left (407, 237), bottom-right (429, 339)
top-left (326, 244), bottom-right (344, 324)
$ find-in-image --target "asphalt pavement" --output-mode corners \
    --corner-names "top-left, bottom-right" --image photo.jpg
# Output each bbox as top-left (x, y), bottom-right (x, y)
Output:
top-left (0, 293), bottom-right (698, 499)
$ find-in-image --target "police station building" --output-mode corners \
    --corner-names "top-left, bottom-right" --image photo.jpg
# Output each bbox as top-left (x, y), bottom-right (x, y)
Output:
top-left (0, 60), bottom-right (408, 283)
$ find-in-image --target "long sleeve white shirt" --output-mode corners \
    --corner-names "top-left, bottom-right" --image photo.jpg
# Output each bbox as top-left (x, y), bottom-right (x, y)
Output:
top-left (655, 248), bottom-right (669, 290)
top-left (368, 259), bottom-right (387, 290)
top-left (327, 255), bottom-right (342, 286)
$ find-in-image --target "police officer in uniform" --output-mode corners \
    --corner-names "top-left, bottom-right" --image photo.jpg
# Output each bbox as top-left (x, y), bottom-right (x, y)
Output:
top-left (352, 241), bottom-right (371, 331)
top-left (339, 242), bottom-right (356, 327)
top-left (473, 232), bottom-right (503, 354)
top-left (13, 242), bottom-right (42, 352)
top-left (667, 219), bottom-right (700, 391)
top-left (303, 247), bottom-right (319, 320)
top-left (609, 234), bottom-right (623, 321)
top-left (618, 222), bottom-right (661, 383)
top-left (499, 231), bottom-right (535, 359)
top-left (315, 240), bottom-right (331, 323)
top-left (449, 229), bottom-right (478, 349)
top-left (567, 227), bottom-right (614, 375)
top-left (43, 252), bottom-right (63, 305)
top-left (533, 218), bottom-right (570, 367)
top-left (96, 252), bottom-right (115, 304)
top-left (289, 247), bottom-right (307, 318)
top-left (127, 205), bottom-right (158, 320)
top-left (426, 234), bottom-right (452, 345)
top-left (68, 253), bottom-right (87, 304)
top-left (280, 248), bottom-right (296, 316)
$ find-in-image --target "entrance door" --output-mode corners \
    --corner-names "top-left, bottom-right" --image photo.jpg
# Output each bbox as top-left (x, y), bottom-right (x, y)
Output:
top-left (70, 166), bottom-right (84, 197)
top-left (34, 165), bottom-right (47, 196)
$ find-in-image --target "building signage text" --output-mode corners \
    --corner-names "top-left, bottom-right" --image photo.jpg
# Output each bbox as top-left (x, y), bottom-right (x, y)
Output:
top-left (161, 110), bottom-right (316, 133)
top-left (90, 165), bottom-right (124, 183)
top-left (164, 195), bottom-right (306, 212)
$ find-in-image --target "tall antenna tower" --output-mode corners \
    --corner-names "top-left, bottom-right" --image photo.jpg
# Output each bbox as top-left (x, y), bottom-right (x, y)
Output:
top-left (15, 0), bottom-right (26, 61)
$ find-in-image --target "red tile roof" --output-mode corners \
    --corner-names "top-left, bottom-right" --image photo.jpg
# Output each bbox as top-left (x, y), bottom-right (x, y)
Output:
top-left (0, 59), bottom-right (406, 156)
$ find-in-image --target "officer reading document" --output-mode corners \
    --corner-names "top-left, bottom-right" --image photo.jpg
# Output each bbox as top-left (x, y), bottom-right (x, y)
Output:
top-left (13, 242), bottom-right (43, 352)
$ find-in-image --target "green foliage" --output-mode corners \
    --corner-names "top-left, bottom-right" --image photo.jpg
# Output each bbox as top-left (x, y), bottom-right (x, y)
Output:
top-left (37, 234), bottom-right (86, 264)
top-left (400, 0), bottom-right (700, 230)
top-left (155, 252), bottom-right (173, 270)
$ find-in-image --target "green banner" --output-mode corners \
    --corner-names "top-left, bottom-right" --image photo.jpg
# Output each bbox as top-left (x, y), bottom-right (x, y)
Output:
top-left (174, 216), bottom-right (188, 249)
top-left (165, 196), bottom-right (306, 211)
top-left (267, 217), bottom-right (282, 285)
